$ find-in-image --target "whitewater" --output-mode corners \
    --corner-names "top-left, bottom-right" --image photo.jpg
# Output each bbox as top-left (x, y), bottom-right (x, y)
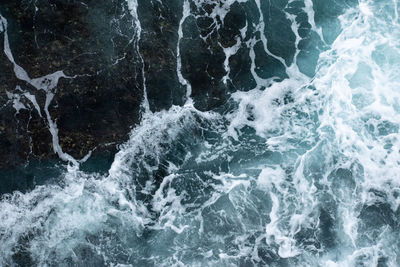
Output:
top-left (1, 0), bottom-right (400, 266)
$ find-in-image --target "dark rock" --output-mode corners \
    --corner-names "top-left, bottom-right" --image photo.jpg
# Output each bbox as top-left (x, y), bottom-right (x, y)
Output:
top-left (138, 0), bottom-right (186, 111)
top-left (0, 0), bottom-right (144, 167)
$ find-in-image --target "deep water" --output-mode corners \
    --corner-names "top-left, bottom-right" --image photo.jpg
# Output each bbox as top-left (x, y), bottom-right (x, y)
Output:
top-left (1, 0), bottom-right (400, 266)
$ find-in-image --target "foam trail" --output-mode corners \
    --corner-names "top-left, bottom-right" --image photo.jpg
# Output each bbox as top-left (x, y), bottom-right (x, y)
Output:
top-left (221, 36), bottom-right (241, 85)
top-left (254, 0), bottom-right (288, 68)
top-left (126, 0), bottom-right (150, 114)
top-left (176, 0), bottom-right (193, 104)
top-left (303, 0), bottom-right (325, 43)
top-left (1, 16), bottom-right (67, 92)
top-left (23, 92), bottom-right (42, 117)
top-left (6, 91), bottom-right (26, 114)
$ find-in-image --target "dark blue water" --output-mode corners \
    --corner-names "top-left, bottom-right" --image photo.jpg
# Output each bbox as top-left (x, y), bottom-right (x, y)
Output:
top-left (1, 0), bottom-right (400, 266)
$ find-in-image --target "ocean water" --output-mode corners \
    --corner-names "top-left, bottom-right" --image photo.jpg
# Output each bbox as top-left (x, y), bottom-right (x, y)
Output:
top-left (1, 0), bottom-right (400, 266)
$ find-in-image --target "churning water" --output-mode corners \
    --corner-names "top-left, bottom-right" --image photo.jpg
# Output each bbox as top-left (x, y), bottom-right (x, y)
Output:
top-left (1, 0), bottom-right (400, 266)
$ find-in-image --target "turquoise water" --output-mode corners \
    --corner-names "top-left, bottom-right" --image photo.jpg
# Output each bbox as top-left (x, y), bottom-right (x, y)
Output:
top-left (1, 0), bottom-right (400, 266)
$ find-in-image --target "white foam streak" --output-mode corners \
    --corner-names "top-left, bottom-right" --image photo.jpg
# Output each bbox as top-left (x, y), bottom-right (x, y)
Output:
top-left (1, 16), bottom-right (67, 92)
top-left (254, 0), bottom-right (287, 68)
top-left (23, 92), bottom-right (42, 117)
top-left (221, 37), bottom-right (241, 84)
top-left (6, 91), bottom-right (26, 114)
top-left (261, 167), bottom-right (301, 258)
top-left (177, 0), bottom-right (193, 103)
top-left (44, 93), bottom-right (77, 164)
top-left (303, 0), bottom-right (325, 42)
top-left (126, 0), bottom-right (150, 113)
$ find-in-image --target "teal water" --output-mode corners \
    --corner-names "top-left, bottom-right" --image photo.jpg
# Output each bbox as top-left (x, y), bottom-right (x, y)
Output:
top-left (1, 0), bottom-right (400, 266)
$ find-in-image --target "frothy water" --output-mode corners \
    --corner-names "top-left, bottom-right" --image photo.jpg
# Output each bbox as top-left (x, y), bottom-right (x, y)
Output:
top-left (1, 0), bottom-right (400, 266)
